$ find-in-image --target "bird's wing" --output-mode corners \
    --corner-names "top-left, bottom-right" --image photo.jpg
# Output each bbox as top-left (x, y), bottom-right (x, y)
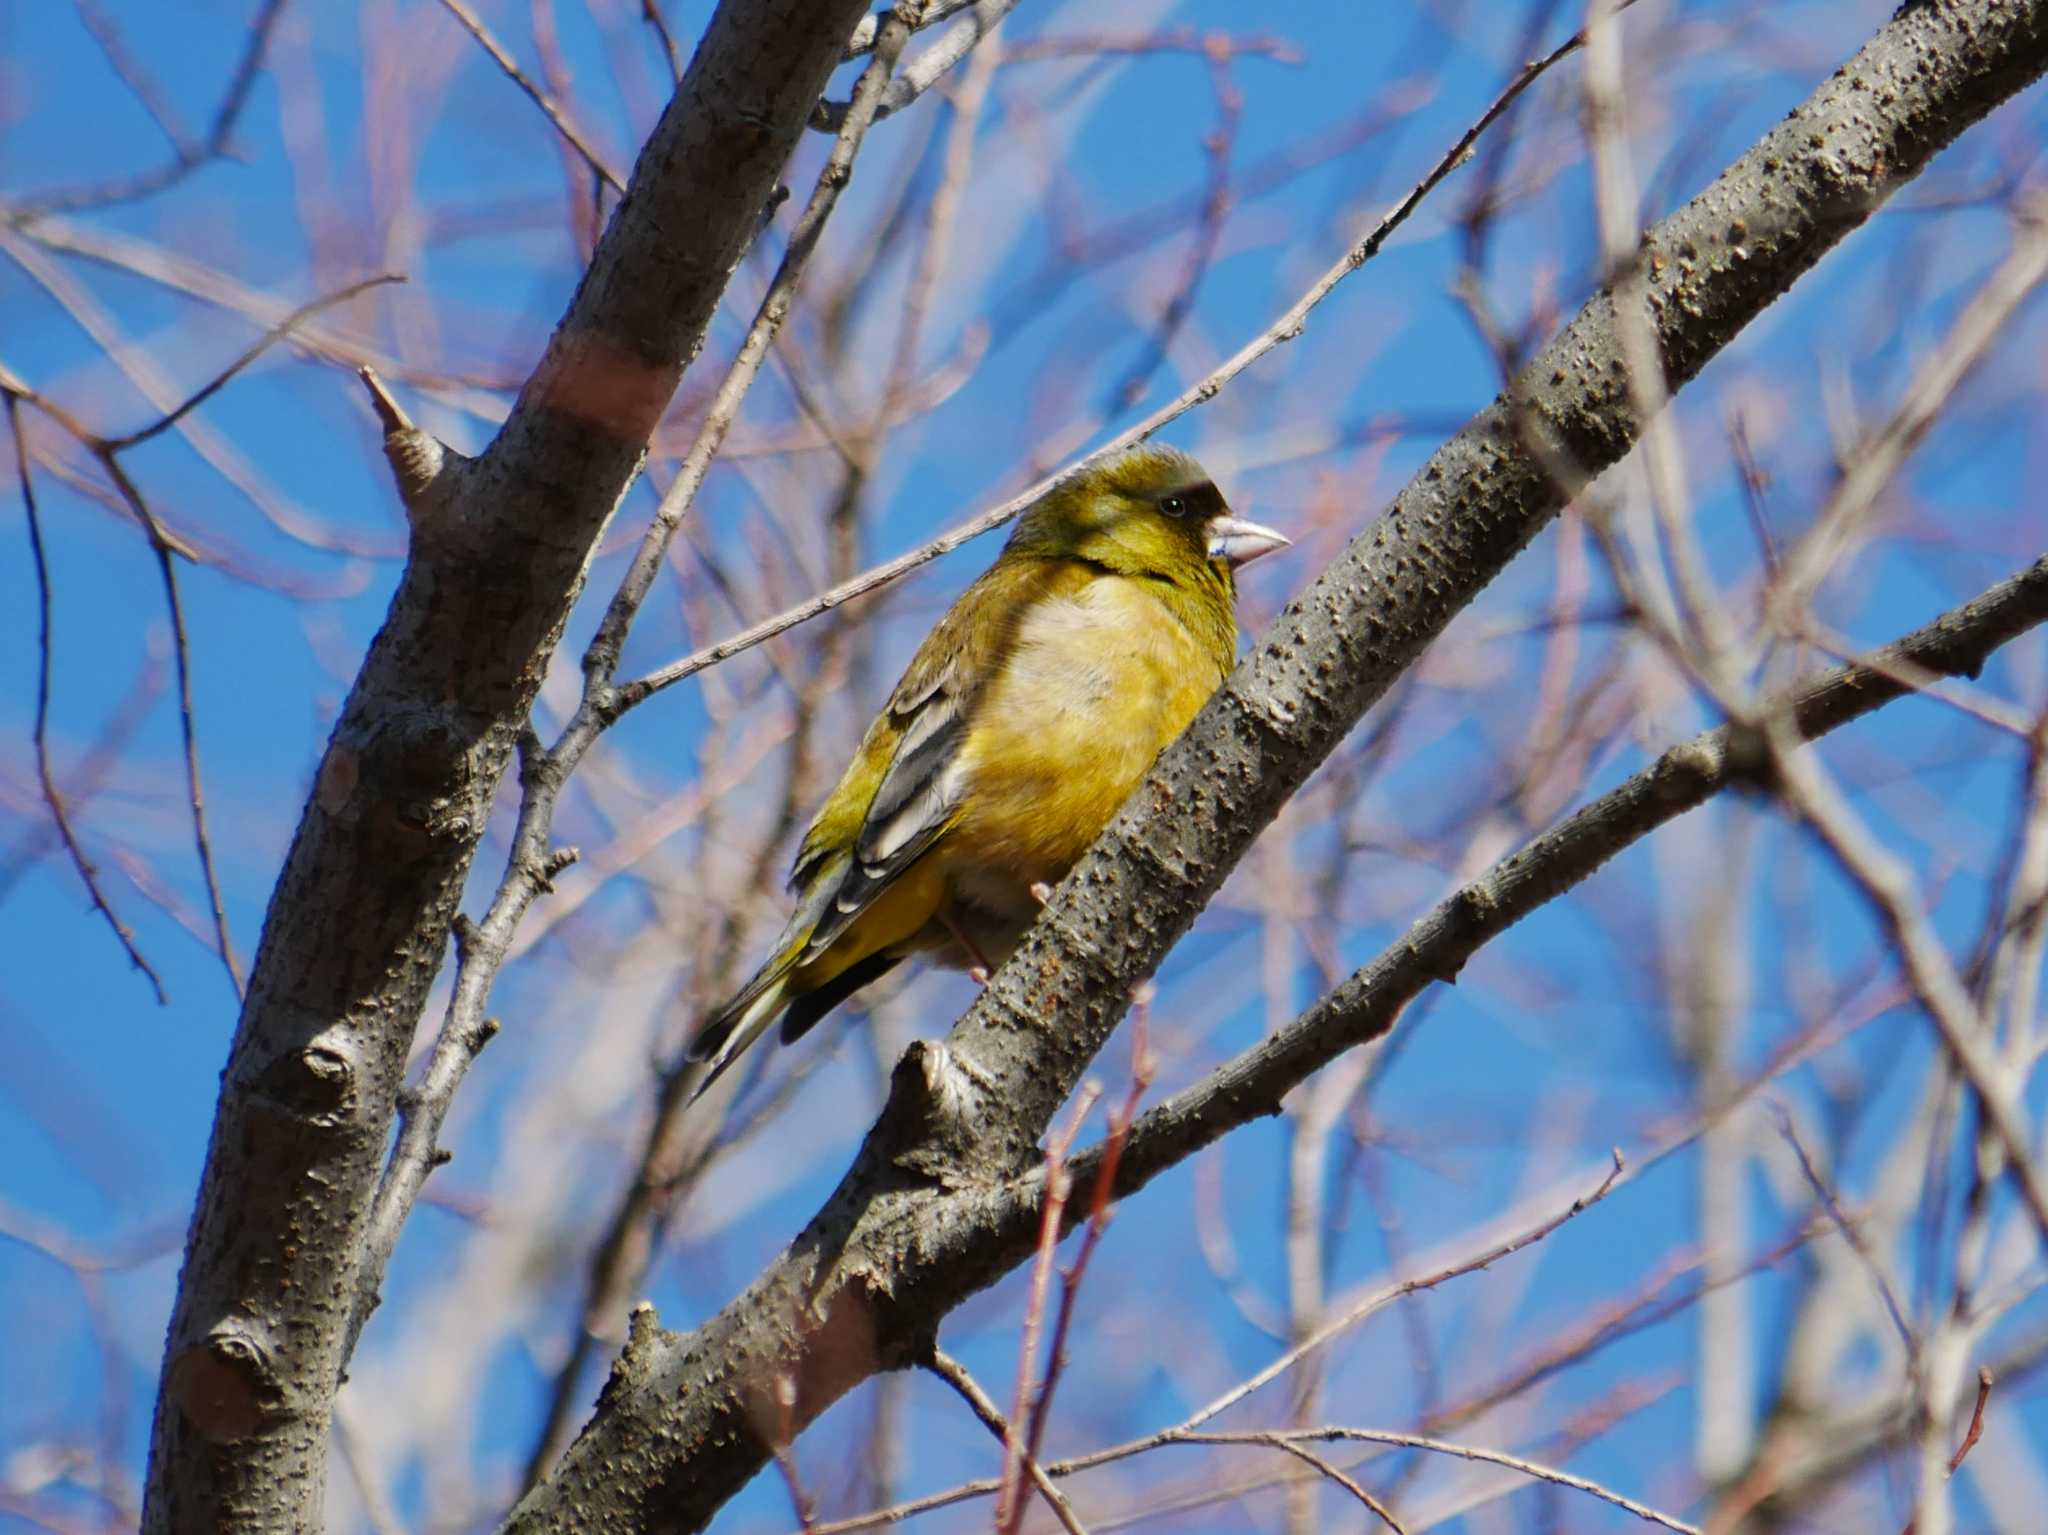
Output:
top-left (791, 555), bottom-right (1081, 960)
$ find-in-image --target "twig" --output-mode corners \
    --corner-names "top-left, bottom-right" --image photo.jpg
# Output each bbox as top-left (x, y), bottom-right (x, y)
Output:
top-left (103, 458), bottom-right (243, 998)
top-left (583, 0), bottom-right (926, 696)
top-left (615, 10), bottom-right (1618, 713)
top-left (1, 367), bottom-right (244, 996)
top-left (1766, 1099), bottom-right (1919, 1370)
top-left (925, 1349), bottom-right (1089, 1535)
top-left (1001, 29), bottom-right (1304, 66)
top-left (1182, 1151), bottom-right (1626, 1436)
top-left (108, 274), bottom-right (402, 451)
top-left (997, 1083), bottom-right (1099, 1535)
top-left (1018, 1025), bottom-right (1156, 1481)
top-left (1257, 1437), bottom-right (1406, 1534)
top-left (1769, 197), bottom-right (2048, 631)
top-left (7, 0), bottom-right (284, 221)
top-left (844, 0), bottom-right (977, 58)
top-left (433, 0), bottom-right (626, 193)
top-left (1179, 1428), bottom-right (1697, 1534)
top-left (5, 394), bottom-right (165, 1001)
top-left (1948, 1368), bottom-right (1993, 1475)
top-left (1102, 45), bottom-right (1241, 411)
top-left (639, 0), bottom-right (684, 84)
top-left (0, 642), bottom-right (164, 909)
top-left (75, 0), bottom-right (194, 156)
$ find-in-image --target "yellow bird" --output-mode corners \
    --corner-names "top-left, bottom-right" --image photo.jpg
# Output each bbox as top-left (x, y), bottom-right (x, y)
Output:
top-left (687, 444), bottom-right (1287, 1096)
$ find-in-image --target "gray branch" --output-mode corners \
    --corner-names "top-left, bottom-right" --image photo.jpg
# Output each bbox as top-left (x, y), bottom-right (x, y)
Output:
top-left (504, 4), bottom-right (2048, 1533)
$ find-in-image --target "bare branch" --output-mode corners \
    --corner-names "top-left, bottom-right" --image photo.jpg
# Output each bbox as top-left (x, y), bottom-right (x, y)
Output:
top-left (108, 274), bottom-right (402, 452)
top-left (4, 394), bottom-right (165, 1001)
top-left (433, 0), bottom-right (627, 193)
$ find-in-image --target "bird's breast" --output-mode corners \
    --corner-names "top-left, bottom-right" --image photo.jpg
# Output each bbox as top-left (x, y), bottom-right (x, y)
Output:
top-left (947, 577), bottom-right (1226, 906)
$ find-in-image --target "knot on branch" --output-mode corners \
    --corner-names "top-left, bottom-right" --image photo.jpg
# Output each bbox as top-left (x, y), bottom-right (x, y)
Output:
top-left (165, 1322), bottom-right (281, 1443)
top-left (333, 703), bottom-right (482, 856)
top-left (247, 1026), bottom-right (363, 1135)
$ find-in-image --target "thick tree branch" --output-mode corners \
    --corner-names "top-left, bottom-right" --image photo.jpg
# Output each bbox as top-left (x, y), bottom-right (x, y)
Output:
top-left (138, 2), bottom-right (873, 1530)
top-left (505, 5), bottom-right (2048, 1532)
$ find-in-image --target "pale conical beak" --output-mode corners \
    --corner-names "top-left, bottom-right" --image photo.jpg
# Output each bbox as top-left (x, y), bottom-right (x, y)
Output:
top-left (1206, 515), bottom-right (1290, 568)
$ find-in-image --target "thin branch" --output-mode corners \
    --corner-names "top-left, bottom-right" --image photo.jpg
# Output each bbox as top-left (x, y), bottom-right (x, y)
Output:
top-left (0, 641), bottom-right (165, 910)
top-left (1256, 1438), bottom-right (1406, 1535)
top-left (7, 0), bottom-right (285, 221)
top-left (75, 0), bottom-right (195, 155)
top-left (584, 0), bottom-right (927, 694)
top-left (1024, 1028), bottom-right (1154, 1478)
top-left (998, 1084), bottom-right (1099, 1535)
top-left (1769, 195), bottom-right (2048, 630)
top-left (108, 274), bottom-right (402, 451)
top-left (926, 1349), bottom-right (1090, 1535)
top-left (807, 1154), bottom-right (1625, 1535)
top-left (1180, 1428), bottom-right (1698, 1534)
top-left (844, 0), bottom-right (978, 58)
top-left (1947, 1368), bottom-right (1993, 1475)
top-left (1176, 1152), bottom-right (1626, 1437)
top-left (639, 0), bottom-right (684, 84)
top-left (1, 369), bottom-right (243, 996)
top-left (4, 394), bottom-right (165, 1001)
top-left (1897, 1368), bottom-right (1995, 1535)
top-left (102, 456), bottom-right (244, 999)
top-left (434, 0), bottom-right (627, 193)
top-left (1102, 46), bottom-right (1241, 411)
top-left (1767, 1099), bottom-right (1920, 1371)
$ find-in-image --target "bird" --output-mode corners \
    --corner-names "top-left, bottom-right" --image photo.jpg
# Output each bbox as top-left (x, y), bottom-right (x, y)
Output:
top-left (686, 443), bottom-right (1288, 1099)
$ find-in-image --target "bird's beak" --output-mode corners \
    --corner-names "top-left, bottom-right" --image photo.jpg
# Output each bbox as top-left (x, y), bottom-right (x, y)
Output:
top-left (1206, 515), bottom-right (1290, 568)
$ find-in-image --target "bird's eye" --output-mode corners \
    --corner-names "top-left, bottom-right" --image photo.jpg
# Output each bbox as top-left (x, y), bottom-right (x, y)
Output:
top-left (1160, 495), bottom-right (1189, 518)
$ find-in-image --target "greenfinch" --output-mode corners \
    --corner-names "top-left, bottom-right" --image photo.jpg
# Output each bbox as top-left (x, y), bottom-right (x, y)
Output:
top-left (687, 443), bottom-right (1287, 1095)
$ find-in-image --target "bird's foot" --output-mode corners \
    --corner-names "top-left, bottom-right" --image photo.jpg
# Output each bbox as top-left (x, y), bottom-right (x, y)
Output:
top-left (1028, 881), bottom-right (1054, 906)
top-left (937, 908), bottom-right (997, 979)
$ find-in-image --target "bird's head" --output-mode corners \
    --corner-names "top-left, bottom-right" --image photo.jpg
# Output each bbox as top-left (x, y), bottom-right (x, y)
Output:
top-left (1009, 444), bottom-right (1289, 589)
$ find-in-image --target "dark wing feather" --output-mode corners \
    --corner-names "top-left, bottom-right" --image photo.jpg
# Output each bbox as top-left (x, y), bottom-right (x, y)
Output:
top-left (799, 681), bottom-right (966, 958)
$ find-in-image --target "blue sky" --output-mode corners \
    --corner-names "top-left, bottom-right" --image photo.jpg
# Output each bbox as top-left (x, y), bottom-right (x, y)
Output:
top-left (6, 1), bottom-right (2048, 1531)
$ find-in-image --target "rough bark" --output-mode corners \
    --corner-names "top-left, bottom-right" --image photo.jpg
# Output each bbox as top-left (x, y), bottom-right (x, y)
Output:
top-left (504, 4), bottom-right (2048, 1533)
top-left (139, 4), bottom-right (872, 1531)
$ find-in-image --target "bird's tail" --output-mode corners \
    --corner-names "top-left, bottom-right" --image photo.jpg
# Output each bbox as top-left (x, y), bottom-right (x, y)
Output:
top-left (686, 958), bottom-right (798, 1104)
top-left (688, 864), bottom-right (846, 1102)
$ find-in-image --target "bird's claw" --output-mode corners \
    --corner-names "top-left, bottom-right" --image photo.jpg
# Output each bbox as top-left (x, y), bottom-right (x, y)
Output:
top-left (1028, 881), bottom-right (1054, 906)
